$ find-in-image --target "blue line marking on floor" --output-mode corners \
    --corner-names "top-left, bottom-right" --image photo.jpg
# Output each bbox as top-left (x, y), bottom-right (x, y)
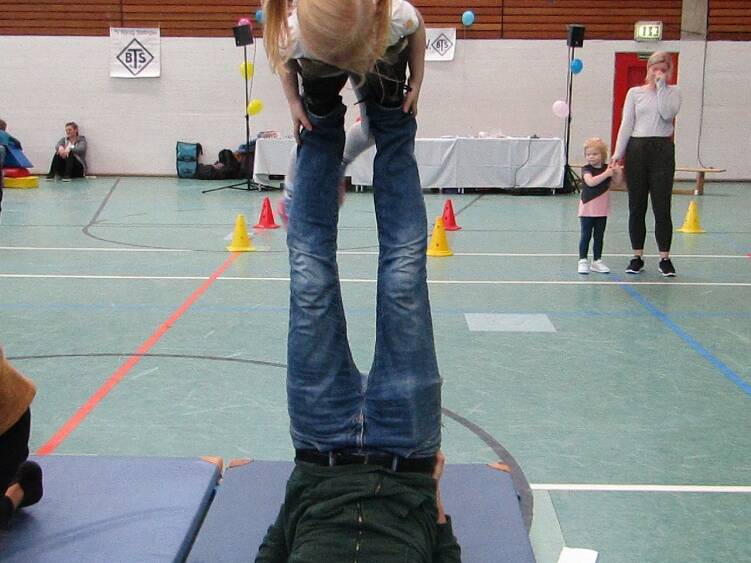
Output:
top-left (617, 279), bottom-right (751, 397)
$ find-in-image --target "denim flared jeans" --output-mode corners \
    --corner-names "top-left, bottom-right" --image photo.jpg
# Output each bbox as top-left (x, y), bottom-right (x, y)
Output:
top-left (285, 100), bottom-right (441, 458)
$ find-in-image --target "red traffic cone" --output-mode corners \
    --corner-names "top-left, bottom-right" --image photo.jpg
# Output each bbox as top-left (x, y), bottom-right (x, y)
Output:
top-left (254, 196), bottom-right (280, 229)
top-left (442, 199), bottom-right (461, 231)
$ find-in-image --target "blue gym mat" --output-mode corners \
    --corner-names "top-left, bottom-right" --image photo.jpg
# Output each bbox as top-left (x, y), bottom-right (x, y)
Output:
top-left (0, 456), bottom-right (220, 563)
top-left (188, 461), bottom-right (535, 562)
top-left (3, 146), bottom-right (33, 168)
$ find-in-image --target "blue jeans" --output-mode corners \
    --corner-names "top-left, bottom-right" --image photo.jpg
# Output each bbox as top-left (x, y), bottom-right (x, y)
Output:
top-left (286, 100), bottom-right (442, 458)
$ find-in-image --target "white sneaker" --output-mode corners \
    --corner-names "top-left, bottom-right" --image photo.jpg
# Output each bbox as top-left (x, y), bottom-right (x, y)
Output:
top-left (590, 259), bottom-right (610, 273)
top-left (577, 259), bottom-right (590, 274)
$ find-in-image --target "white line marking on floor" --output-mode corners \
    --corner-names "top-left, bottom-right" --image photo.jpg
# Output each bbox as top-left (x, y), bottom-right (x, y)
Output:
top-left (0, 247), bottom-right (192, 253)
top-left (1, 247), bottom-right (748, 259)
top-left (531, 483), bottom-right (751, 493)
top-left (1, 274), bottom-right (750, 287)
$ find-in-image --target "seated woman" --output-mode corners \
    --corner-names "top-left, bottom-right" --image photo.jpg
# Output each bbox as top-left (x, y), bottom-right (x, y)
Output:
top-left (46, 122), bottom-right (87, 182)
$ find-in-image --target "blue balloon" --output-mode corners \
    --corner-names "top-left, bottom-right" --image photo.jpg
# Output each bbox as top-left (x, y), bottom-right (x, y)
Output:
top-left (570, 58), bottom-right (584, 74)
top-left (461, 10), bottom-right (475, 26)
top-left (255, 9), bottom-right (264, 24)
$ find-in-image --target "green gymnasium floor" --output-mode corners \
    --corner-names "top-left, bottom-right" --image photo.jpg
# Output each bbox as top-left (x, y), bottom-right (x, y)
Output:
top-left (1, 177), bottom-right (749, 562)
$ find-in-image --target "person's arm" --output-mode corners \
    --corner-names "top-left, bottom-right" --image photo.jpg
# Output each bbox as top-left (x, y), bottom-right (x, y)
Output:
top-left (431, 451), bottom-right (462, 562)
top-left (402, 10), bottom-right (425, 116)
top-left (280, 60), bottom-right (312, 144)
top-left (71, 136), bottom-right (87, 157)
top-left (55, 137), bottom-right (67, 156)
top-left (582, 166), bottom-right (613, 187)
top-left (655, 79), bottom-right (681, 121)
top-left (255, 505), bottom-right (289, 563)
top-left (612, 88), bottom-right (636, 162)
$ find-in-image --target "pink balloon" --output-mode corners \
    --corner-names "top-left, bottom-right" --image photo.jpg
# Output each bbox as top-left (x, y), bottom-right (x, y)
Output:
top-left (238, 17), bottom-right (251, 26)
top-left (552, 100), bottom-right (569, 118)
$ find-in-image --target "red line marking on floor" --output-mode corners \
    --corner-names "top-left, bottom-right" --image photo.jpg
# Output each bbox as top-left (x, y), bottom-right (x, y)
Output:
top-left (36, 253), bottom-right (241, 455)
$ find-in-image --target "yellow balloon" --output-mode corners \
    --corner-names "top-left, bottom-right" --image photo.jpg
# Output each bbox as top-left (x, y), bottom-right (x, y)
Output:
top-left (240, 61), bottom-right (254, 79)
top-left (247, 98), bottom-right (263, 116)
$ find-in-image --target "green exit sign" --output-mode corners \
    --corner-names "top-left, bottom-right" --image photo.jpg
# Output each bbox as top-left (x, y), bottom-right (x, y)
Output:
top-left (634, 21), bottom-right (663, 41)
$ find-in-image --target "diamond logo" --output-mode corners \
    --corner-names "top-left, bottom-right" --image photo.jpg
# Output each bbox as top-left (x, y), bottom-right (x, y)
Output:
top-left (116, 38), bottom-right (154, 76)
top-left (431, 33), bottom-right (453, 57)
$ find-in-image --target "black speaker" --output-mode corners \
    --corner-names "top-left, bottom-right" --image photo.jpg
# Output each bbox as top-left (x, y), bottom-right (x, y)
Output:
top-left (233, 24), bottom-right (253, 47)
top-left (566, 25), bottom-right (585, 47)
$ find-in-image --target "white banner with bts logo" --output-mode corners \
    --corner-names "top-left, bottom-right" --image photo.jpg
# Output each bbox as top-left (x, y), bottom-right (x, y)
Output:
top-left (425, 28), bottom-right (456, 61)
top-left (110, 28), bottom-right (161, 78)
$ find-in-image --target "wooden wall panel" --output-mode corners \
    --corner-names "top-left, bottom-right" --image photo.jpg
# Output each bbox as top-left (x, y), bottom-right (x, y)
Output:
top-left (502, 0), bottom-right (682, 40)
top-left (413, 0), bottom-right (503, 39)
top-left (0, 1), bottom-right (121, 36)
top-left (0, 1), bottom-right (749, 41)
top-left (708, 0), bottom-right (751, 41)
top-left (121, 0), bottom-right (263, 38)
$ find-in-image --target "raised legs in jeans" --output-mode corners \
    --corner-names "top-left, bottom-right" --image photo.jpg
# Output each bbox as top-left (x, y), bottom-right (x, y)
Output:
top-left (579, 216), bottom-right (607, 260)
top-left (285, 100), bottom-right (441, 458)
top-left (625, 137), bottom-right (675, 252)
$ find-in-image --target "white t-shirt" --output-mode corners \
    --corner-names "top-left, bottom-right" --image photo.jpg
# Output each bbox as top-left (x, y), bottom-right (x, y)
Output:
top-left (286, 0), bottom-right (419, 61)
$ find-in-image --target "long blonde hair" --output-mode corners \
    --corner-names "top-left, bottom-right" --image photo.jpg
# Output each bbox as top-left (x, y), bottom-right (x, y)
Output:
top-left (263, 0), bottom-right (392, 76)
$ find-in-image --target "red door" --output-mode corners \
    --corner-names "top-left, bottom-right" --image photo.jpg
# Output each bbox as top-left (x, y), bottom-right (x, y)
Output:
top-left (612, 52), bottom-right (679, 155)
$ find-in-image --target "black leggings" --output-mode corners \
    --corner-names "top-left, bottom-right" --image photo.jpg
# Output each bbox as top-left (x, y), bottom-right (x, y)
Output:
top-left (48, 154), bottom-right (84, 178)
top-left (0, 409), bottom-right (30, 525)
top-left (579, 216), bottom-right (607, 260)
top-left (625, 137), bottom-right (675, 252)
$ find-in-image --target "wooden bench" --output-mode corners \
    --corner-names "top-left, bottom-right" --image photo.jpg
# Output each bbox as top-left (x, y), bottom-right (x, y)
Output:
top-left (571, 164), bottom-right (725, 195)
top-left (674, 167), bottom-right (726, 195)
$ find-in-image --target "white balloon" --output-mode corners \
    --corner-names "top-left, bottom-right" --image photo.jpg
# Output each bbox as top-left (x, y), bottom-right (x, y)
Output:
top-left (552, 100), bottom-right (569, 118)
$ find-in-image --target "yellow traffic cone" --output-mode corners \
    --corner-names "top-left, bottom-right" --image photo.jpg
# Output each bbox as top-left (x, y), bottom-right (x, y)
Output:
top-left (677, 201), bottom-right (706, 233)
top-left (227, 214), bottom-right (256, 251)
top-left (427, 216), bottom-right (453, 257)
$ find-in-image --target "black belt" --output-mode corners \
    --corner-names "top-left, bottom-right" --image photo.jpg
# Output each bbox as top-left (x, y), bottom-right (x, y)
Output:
top-left (295, 449), bottom-right (435, 474)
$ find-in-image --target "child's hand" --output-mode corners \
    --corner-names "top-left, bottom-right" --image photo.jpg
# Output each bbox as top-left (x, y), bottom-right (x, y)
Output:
top-left (288, 98), bottom-right (312, 144)
top-left (402, 82), bottom-right (420, 116)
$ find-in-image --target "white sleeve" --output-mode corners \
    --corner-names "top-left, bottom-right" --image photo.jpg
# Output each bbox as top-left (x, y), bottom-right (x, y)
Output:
top-left (390, 0), bottom-right (420, 44)
top-left (656, 83), bottom-right (681, 122)
top-left (286, 11), bottom-right (305, 60)
top-left (613, 88), bottom-right (636, 161)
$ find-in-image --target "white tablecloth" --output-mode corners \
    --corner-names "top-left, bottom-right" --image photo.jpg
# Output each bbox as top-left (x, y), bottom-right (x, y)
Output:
top-left (254, 137), bottom-right (564, 189)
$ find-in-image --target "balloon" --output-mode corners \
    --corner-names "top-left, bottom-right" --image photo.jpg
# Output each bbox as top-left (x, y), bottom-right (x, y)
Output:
top-left (255, 9), bottom-right (264, 23)
top-left (570, 58), bottom-right (584, 74)
top-left (237, 17), bottom-right (250, 26)
top-left (552, 100), bottom-right (569, 118)
top-left (240, 61), bottom-right (255, 79)
top-left (247, 98), bottom-right (264, 116)
top-left (461, 10), bottom-right (475, 26)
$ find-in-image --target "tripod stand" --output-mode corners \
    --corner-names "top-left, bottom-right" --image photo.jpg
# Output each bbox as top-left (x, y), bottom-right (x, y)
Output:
top-left (203, 25), bottom-right (262, 194)
top-left (562, 25), bottom-right (585, 193)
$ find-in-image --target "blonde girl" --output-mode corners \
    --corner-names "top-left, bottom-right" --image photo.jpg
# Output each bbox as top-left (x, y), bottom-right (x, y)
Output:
top-left (257, 1), bottom-right (458, 561)
top-left (578, 138), bottom-right (620, 274)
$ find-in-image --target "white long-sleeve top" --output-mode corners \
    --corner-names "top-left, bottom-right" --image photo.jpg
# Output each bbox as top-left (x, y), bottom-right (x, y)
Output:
top-left (613, 81), bottom-right (682, 161)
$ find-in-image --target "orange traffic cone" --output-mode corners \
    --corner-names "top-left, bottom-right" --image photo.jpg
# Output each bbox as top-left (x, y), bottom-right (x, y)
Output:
top-left (442, 199), bottom-right (461, 231)
top-left (254, 196), bottom-right (280, 229)
top-left (427, 216), bottom-right (453, 257)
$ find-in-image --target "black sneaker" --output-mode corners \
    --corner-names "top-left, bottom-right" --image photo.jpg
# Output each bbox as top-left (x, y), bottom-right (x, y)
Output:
top-left (659, 258), bottom-right (676, 277)
top-left (626, 256), bottom-right (645, 274)
top-left (45, 173), bottom-right (56, 180)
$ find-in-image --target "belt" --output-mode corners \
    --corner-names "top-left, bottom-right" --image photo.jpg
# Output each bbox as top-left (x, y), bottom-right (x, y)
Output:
top-left (295, 449), bottom-right (436, 474)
